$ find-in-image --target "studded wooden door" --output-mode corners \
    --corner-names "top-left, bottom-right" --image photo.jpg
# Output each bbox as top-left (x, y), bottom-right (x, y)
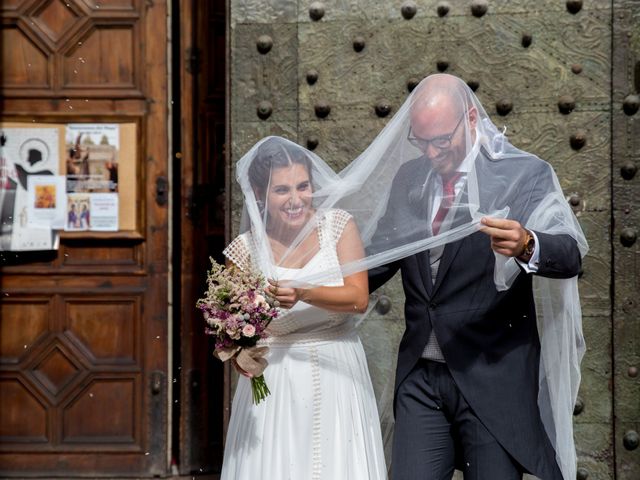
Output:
top-left (612, 1), bottom-right (640, 477)
top-left (0, 0), bottom-right (169, 476)
top-left (229, 1), bottom-right (638, 478)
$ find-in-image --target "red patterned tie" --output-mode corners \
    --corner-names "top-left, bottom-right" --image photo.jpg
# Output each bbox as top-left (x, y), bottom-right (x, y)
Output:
top-left (432, 172), bottom-right (462, 235)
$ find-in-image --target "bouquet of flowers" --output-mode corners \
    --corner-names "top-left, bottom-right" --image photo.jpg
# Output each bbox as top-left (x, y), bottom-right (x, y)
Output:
top-left (197, 258), bottom-right (279, 404)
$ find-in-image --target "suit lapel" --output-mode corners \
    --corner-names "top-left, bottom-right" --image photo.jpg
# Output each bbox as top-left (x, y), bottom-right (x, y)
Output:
top-left (432, 239), bottom-right (464, 295)
top-left (405, 166), bottom-right (435, 300)
top-left (416, 250), bottom-right (433, 299)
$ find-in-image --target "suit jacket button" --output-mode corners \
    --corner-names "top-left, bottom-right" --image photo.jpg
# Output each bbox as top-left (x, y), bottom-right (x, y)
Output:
top-left (429, 302), bottom-right (437, 310)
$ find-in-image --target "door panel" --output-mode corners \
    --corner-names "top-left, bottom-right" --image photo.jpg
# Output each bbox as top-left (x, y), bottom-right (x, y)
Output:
top-left (0, 0), bottom-right (168, 476)
top-left (613, 1), bottom-right (640, 478)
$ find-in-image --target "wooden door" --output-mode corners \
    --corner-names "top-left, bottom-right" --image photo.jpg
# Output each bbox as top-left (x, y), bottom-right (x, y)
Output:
top-left (0, 0), bottom-right (169, 476)
top-left (612, 1), bottom-right (640, 477)
top-left (176, 0), bottom-right (228, 474)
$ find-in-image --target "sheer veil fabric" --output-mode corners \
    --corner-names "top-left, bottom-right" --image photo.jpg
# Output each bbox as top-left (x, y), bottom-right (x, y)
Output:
top-left (234, 74), bottom-right (586, 480)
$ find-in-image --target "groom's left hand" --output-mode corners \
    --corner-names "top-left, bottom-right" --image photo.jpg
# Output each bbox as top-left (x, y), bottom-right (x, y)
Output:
top-left (479, 217), bottom-right (528, 257)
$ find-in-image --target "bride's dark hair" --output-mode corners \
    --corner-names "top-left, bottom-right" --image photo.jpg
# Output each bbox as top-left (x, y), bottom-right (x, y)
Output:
top-left (248, 138), bottom-right (313, 194)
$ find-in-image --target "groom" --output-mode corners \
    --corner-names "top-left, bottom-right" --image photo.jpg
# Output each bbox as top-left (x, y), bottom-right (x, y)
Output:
top-left (368, 75), bottom-right (581, 479)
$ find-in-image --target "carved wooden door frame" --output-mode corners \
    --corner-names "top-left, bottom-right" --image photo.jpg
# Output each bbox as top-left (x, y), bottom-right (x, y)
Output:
top-left (175, 0), bottom-right (229, 475)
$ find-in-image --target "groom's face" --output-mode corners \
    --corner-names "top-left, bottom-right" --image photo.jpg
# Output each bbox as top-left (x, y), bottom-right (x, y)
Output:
top-left (409, 99), bottom-right (470, 176)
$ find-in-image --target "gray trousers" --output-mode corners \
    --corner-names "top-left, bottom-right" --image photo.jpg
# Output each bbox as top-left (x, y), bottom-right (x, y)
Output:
top-left (391, 359), bottom-right (525, 480)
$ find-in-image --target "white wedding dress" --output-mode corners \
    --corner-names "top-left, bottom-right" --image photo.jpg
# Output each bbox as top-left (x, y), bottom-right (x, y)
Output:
top-left (220, 209), bottom-right (387, 480)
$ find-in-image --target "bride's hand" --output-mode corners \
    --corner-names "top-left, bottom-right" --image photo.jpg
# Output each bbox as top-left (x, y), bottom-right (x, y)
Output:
top-left (267, 280), bottom-right (302, 309)
top-left (232, 359), bottom-right (253, 378)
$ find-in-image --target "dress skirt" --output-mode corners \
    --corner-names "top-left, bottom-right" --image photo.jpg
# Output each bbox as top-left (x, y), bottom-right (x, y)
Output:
top-left (220, 329), bottom-right (387, 480)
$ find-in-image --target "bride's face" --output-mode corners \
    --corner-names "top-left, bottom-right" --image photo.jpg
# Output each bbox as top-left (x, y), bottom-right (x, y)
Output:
top-left (265, 163), bottom-right (313, 232)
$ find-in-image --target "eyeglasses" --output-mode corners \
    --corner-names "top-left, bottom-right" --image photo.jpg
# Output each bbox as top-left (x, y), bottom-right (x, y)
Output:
top-left (407, 114), bottom-right (465, 151)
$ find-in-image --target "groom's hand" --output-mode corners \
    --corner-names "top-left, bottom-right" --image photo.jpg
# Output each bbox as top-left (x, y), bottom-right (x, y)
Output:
top-left (479, 217), bottom-right (528, 258)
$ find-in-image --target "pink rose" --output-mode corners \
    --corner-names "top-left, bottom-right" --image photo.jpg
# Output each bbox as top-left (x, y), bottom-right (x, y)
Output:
top-left (242, 324), bottom-right (256, 337)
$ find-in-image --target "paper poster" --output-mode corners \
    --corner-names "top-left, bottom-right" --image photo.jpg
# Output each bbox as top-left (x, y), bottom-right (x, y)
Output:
top-left (65, 193), bottom-right (90, 231)
top-left (89, 193), bottom-right (118, 231)
top-left (27, 175), bottom-right (67, 229)
top-left (63, 124), bottom-right (120, 231)
top-left (0, 128), bottom-right (59, 251)
top-left (0, 122), bottom-right (135, 242)
top-left (65, 124), bottom-right (119, 194)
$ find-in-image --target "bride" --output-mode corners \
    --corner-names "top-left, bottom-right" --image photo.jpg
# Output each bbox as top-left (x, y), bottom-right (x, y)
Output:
top-left (220, 137), bottom-right (387, 480)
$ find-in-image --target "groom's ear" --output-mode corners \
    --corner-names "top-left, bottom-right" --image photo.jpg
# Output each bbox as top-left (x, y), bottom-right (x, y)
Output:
top-left (467, 106), bottom-right (478, 129)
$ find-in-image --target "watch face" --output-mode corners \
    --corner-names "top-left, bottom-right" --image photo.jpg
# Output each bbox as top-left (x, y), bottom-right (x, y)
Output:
top-left (525, 236), bottom-right (535, 255)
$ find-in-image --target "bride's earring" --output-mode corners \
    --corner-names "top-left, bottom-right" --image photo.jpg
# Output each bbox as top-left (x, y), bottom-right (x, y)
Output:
top-left (256, 199), bottom-right (265, 214)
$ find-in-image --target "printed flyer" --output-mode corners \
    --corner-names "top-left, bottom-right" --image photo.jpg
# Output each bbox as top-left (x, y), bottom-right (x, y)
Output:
top-left (0, 128), bottom-right (60, 251)
top-left (64, 123), bottom-right (120, 231)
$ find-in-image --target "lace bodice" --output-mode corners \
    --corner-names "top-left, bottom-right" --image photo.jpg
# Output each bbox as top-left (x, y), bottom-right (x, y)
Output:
top-left (223, 209), bottom-right (356, 337)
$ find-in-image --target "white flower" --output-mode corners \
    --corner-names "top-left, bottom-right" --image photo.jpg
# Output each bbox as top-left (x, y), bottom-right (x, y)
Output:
top-left (242, 324), bottom-right (256, 337)
top-left (227, 327), bottom-right (241, 340)
top-left (254, 294), bottom-right (266, 307)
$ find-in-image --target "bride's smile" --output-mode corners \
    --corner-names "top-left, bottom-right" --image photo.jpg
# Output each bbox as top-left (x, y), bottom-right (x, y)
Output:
top-left (265, 163), bottom-right (313, 232)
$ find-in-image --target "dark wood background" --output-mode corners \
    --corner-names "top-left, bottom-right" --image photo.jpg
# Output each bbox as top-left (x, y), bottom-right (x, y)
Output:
top-left (0, 0), bottom-right (169, 476)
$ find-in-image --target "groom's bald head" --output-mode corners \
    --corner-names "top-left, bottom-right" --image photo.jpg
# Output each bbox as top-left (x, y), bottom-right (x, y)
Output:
top-left (409, 74), bottom-right (477, 174)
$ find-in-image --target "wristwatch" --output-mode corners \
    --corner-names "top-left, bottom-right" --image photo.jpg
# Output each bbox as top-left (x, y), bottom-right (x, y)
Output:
top-left (520, 230), bottom-right (535, 258)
